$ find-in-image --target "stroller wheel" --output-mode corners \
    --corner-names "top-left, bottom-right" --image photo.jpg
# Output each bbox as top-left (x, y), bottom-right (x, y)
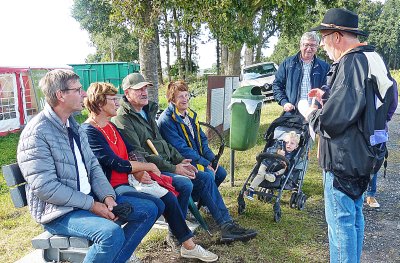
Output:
top-left (290, 192), bottom-right (298, 209)
top-left (273, 202), bottom-right (282, 222)
top-left (297, 193), bottom-right (307, 210)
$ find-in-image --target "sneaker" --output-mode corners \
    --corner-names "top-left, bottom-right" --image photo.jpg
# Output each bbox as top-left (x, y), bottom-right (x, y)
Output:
top-left (265, 173), bottom-right (276, 182)
top-left (126, 253), bottom-right (142, 263)
top-left (366, 196), bottom-right (380, 208)
top-left (166, 232), bottom-right (180, 253)
top-left (244, 188), bottom-right (255, 201)
top-left (181, 244), bottom-right (218, 262)
top-left (220, 222), bottom-right (258, 243)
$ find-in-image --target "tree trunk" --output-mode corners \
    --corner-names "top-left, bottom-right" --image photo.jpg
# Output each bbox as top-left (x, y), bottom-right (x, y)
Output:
top-left (255, 10), bottom-right (267, 63)
top-left (164, 11), bottom-right (171, 82)
top-left (226, 46), bottom-right (242, 76)
top-left (156, 26), bottom-right (163, 85)
top-left (221, 44), bottom-right (229, 75)
top-left (185, 32), bottom-right (189, 78)
top-left (173, 8), bottom-right (183, 79)
top-left (244, 45), bottom-right (253, 66)
top-left (139, 31), bottom-right (158, 103)
top-left (216, 38), bottom-right (220, 75)
top-left (110, 41), bottom-right (114, 62)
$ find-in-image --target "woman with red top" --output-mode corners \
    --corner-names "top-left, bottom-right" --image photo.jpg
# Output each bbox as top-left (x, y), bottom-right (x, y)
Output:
top-left (82, 82), bottom-right (218, 262)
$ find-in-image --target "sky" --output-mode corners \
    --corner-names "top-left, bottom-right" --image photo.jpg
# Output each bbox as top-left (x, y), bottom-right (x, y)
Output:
top-left (0, 0), bottom-right (276, 70)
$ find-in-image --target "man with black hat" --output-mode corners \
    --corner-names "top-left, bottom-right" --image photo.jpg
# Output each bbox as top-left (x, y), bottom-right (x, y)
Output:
top-left (298, 8), bottom-right (396, 263)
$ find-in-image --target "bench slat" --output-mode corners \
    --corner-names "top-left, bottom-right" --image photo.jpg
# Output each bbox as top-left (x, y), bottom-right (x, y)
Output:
top-left (32, 231), bottom-right (53, 249)
top-left (50, 235), bottom-right (70, 248)
top-left (10, 185), bottom-right (27, 208)
top-left (69, 236), bottom-right (91, 248)
top-left (2, 163), bottom-right (25, 187)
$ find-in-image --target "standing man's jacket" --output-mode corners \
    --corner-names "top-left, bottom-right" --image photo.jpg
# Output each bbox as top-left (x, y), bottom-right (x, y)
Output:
top-left (273, 52), bottom-right (330, 109)
top-left (308, 45), bottom-right (395, 199)
top-left (157, 103), bottom-right (215, 171)
top-left (17, 104), bottom-right (115, 224)
top-left (112, 97), bottom-right (184, 173)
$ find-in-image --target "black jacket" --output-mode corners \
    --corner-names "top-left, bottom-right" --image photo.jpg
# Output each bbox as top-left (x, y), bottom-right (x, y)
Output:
top-left (308, 45), bottom-right (394, 199)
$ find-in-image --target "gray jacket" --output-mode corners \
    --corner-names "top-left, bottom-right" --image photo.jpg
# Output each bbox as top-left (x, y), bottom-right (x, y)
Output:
top-left (17, 104), bottom-right (115, 224)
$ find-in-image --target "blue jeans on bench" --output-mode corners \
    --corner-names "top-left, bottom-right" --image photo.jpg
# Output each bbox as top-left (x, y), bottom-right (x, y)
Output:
top-left (115, 184), bottom-right (194, 244)
top-left (43, 194), bottom-right (160, 263)
top-left (166, 170), bottom-right (232, 226)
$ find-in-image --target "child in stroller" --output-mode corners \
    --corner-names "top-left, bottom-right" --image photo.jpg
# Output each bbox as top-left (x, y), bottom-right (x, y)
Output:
top-left (245, 131), bottom-right (300, 200)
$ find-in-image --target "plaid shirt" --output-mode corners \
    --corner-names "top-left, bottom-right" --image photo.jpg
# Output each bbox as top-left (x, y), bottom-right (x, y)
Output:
top-left (300, 61), bottom-right (313, 102)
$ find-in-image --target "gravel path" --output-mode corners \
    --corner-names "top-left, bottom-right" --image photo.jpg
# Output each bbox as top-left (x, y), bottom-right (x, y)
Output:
top-left (361, 112), bottom-right (400, 263)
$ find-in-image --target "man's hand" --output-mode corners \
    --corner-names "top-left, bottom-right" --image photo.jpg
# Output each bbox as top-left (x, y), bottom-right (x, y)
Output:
top-left (133, 171), bottom-right (153, 184)
top-left (283, 103), bottom-right (295, 112)
top-left (104, 196), bottom-right (118, 210)
top-left (90, 201), bottom-right (116, 221)
top-left (308, 88), bottom-right (325, 105)
top-left (207, 164), bottom-right (216, 174)
top-left (146, 163), bottom-right (161, 177)
top-left (175, 161), bottom-right (197, 179)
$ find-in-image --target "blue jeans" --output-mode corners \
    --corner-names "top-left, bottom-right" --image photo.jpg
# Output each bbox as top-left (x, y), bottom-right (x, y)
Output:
top-left (43, 194), bottom-right (159, 263)
top-left (115, 185), bottom-right (193, 244)
top-left (323, 171), bottom-right (364, 263)
top-left (162, 172), bottom-right (193, 216)
top-left (366, 173), bottom-right (378, 197)
top-left (212, 165), bottom-right (227, 187)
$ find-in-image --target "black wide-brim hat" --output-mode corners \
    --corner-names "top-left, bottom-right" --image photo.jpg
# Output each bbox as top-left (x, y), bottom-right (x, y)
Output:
top-left (310, 8), bottom-right (368, 37)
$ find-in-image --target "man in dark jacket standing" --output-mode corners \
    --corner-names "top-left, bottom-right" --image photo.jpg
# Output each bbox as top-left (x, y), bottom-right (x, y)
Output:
top-left (273, 31), bottom-right (329, 115)
top-left (299, 8), bottom-right (396, 263)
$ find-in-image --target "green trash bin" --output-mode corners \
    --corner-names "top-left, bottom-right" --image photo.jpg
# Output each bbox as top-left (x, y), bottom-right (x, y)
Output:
top-left (229, 85), bottom-right (264, 151)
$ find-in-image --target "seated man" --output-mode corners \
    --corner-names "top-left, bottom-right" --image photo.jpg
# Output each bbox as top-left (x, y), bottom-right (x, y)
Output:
top-left (112, 73), bottom-right (257, 243)
top-left (17, 69), bottom-right (160, 263)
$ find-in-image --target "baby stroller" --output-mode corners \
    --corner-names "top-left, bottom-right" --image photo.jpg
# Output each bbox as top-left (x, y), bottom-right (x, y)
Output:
top-left (237, 114), bottom-right (312, 222)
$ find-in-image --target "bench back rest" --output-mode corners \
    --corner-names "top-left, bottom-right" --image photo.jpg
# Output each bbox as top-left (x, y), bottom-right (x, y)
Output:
top-left (2, 163), bottom-right (27, 208)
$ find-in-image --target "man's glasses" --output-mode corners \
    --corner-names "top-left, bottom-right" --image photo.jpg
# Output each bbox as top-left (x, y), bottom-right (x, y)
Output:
top-left (302, 43), bottom-right (318, 49)
top-left (63, 87), bottom-right (82, 94)
top-left (320, 31), bottom-right (343, 43)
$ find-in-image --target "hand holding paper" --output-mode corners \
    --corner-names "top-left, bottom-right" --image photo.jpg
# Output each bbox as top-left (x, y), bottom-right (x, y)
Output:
top-left (297, 99), bottom-right (314, 120)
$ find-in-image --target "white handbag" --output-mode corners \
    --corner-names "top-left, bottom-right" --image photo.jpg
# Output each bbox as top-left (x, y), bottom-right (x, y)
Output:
top-left (128, 174), bottom-right (168, 198)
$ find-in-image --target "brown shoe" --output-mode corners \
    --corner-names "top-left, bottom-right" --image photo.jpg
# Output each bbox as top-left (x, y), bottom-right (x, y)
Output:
top-left (366, 197), bottom-right (380, 208)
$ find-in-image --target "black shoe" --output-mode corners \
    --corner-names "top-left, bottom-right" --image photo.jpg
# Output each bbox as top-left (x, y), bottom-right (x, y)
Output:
top-left (220, 222), bottom-right (257, 243)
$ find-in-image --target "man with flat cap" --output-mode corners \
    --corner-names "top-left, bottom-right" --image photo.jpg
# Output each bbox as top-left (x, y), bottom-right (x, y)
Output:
top-left (298, 8), bottom-right (396, 263)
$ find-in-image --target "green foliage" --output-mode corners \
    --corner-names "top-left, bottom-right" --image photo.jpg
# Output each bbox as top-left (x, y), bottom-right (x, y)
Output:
top-left (72, 0), bottom-right (139, 62)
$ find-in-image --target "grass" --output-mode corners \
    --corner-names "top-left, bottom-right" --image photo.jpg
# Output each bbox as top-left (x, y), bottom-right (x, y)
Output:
top-left (0, 98), bottom-right (328, 263)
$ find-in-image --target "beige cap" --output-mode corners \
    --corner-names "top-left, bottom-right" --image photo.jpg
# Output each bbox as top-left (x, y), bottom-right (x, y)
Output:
top-left (122, 73), bottom-right (153, 90)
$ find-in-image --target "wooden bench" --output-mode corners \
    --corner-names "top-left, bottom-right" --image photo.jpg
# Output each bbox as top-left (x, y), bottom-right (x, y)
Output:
top-left (2, 163), bottom-right (90, 263)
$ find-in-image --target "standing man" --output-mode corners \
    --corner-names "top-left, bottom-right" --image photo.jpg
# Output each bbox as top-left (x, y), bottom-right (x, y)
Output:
top-left (112, 73), bottom-right (257, 243)
top-left (17, 69), bottom-right (160, 263)
top-left (299, 8), bottom-right (395, 263)
top-left (273, 31), bottom-right (330, 115)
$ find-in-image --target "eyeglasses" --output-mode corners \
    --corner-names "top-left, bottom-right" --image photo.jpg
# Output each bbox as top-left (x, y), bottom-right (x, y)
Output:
top-left (320, 31), bottom-right (343, 43)
top-left (302, 43), bottom-right (318, 49)
top-left (106, 97), bottom-right (119, 104)
top-left (176, 93), bottom-right (191, 100)
top-left (63, 87), bottom-right (82, 94)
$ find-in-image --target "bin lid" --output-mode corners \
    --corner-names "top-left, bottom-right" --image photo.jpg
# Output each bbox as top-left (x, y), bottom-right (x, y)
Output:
top-left (232, 85), bottom-right (265, 100)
